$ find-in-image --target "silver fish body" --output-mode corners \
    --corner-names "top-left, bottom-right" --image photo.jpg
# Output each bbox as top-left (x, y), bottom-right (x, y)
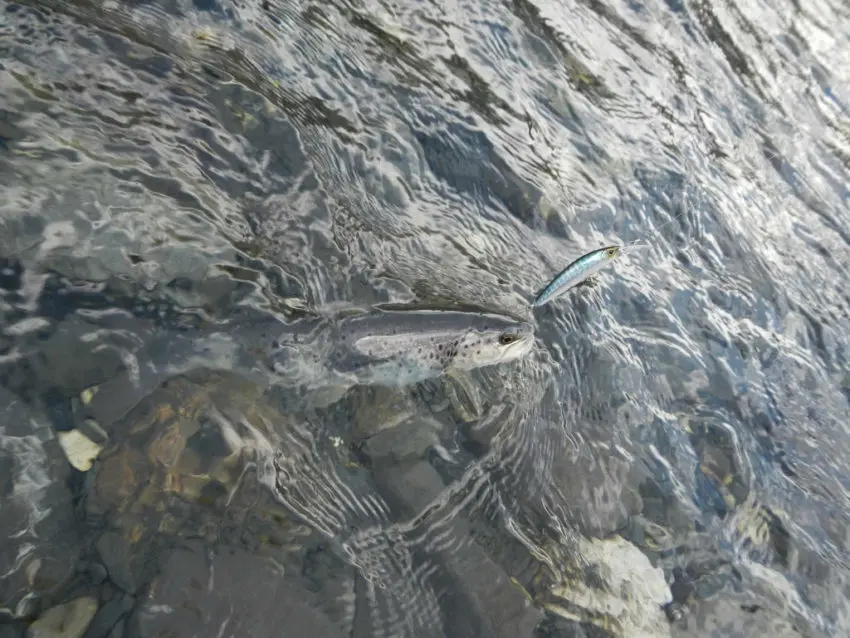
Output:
top-left (532, 245), bottom-right (622, 308)
top-left (268, 306), bottom-right (534, 389)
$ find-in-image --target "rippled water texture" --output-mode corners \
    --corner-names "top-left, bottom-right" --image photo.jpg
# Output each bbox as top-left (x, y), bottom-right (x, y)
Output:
top-left (1, 0), bottom-right (850, 636)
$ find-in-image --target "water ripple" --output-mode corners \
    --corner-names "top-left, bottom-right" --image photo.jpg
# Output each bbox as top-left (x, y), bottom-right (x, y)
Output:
top-left (2, 0), bottom-right (850, 634)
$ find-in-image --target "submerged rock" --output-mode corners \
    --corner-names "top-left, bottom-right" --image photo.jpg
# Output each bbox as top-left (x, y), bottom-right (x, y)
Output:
top-left (80, 369), bottom-right (309, 595)
top-left (27, 597), bottom-right (97, 638)
top-left (73, 367), bottom-right (353, 634)
top-left (56, 431), bottom-right (103, 472)
top-left (133, 543), bottom-right (345, 637)
top-left (95, 533), bottom-right (150, 596)
top-left (373, 461), bottom-right (544, 637)
top-left (79, 596), bottom-right (131, 638)
top-left (536, 535), bottom-right (672, 637)
top-left (0, 622), bottom-right (26, 638)
top-left (671, 595), bottom-right (806, 637)
top-left (358, 414), bottom-right (444, 462)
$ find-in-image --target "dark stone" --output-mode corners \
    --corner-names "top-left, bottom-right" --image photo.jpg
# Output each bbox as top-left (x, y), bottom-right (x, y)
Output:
top-left (374, 460), bottom-right (444, 512)
top-left (84, 564), bottom-right (107, 586)
top-left (95, 533), bottom-right (151, 595)
top-left (107, 620), bottom-right (124, 638)
top-left (133, 543), bottom-right (345, 637)
top-left (374, 462), bottom-right (543, 638)
top-left (29, 556), bottom-right (77, 594)
top-left (97, 585), bottom-right (126, 606)
top-left (83, 598), bottom-right (126, 638)
top-left (184, 421), bottom-right (232, 459)
top-left (192, 0), bottom-right (216, 12)
top-left (0, 449), bottom-right (14, 497)
top-left (77, 374), bottom-right (158, 431)
top-left (41, 387), bottom-right (76, 432)
top-left (119, 596), bottom-right (134, 614)
top-left (30, 320), bottom-right (127, 395)
top-left (0, 623), bottom-right (25, 638)
top-left (0, 257), bottom-right (23, 291)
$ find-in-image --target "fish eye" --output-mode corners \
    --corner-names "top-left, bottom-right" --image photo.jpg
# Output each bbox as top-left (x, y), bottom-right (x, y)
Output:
top-left (498, 333), bottom-right (518, 346)
top-left (605, 247), bottom-right (620, 258)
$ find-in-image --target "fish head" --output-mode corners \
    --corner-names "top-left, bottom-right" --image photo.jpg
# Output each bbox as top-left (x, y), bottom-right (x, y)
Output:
top-left (449, 315), bottom-right (535, 370)
top-left (601, 245), bottom-right (621, 259)
top-left (601, 246), bottom-right (623, 259)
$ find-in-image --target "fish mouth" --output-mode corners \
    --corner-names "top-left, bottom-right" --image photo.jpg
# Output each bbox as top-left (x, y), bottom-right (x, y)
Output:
top-left (513, 331), bottom-right (535, 354)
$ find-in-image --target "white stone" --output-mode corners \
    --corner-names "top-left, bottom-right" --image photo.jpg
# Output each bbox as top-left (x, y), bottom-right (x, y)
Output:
top-left (28, 596), bottom-right (98, 638)
top-left (547, 535), bottom-right (673, 638)
top-left (57, 430), bottom-right (103, 472)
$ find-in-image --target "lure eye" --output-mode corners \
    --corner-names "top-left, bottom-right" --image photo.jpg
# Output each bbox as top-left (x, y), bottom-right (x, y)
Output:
top-left (605, 247), bottom-right (620, 258)
top-left (498, 333), bottom-right (518, 346)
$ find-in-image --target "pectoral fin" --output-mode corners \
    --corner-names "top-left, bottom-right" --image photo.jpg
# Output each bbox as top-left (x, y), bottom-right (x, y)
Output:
top-left (443, 370), bottom-right (482, 423)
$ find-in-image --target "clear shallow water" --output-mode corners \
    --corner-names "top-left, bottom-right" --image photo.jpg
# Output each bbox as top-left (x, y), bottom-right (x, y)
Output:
top-left (1, 0), bottom-right (849, 636)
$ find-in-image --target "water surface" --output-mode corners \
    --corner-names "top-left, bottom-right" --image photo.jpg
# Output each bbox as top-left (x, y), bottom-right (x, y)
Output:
top-left (1, 0), bottom-right (849, 636)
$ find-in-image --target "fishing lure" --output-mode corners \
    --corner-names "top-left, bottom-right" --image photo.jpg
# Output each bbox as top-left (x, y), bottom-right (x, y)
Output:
top-left (532, 245), bottom-right (623, 308)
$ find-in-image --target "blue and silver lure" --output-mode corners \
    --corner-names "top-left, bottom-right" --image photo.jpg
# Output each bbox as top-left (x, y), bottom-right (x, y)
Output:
top-left (532, 245), bottom-right (622, 308)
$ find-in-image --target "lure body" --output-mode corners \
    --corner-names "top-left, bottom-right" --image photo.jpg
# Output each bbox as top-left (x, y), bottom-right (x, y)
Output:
top-left (532, 245), bottom-right (621, 308)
